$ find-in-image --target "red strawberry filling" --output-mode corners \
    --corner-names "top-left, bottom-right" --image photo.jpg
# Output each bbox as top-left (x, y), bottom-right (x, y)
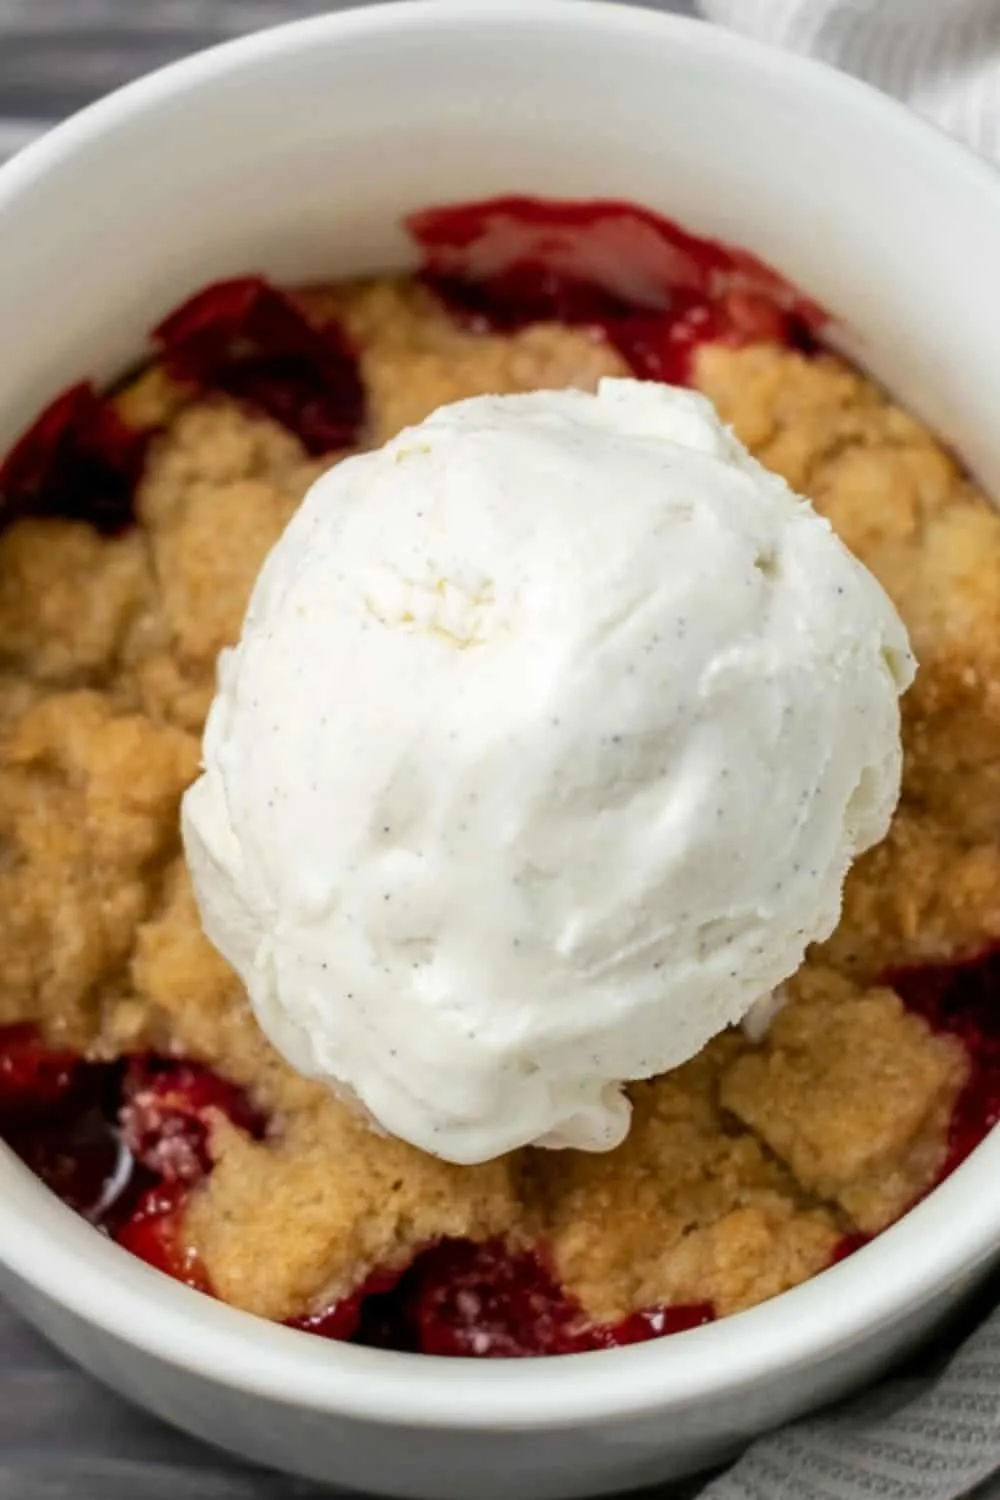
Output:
top-left (0, 383), bottom-right (149, 535)
top-left (357, 1239), bottom-right (712, 1358)
top-left (1, 940), bottom-right (998, 1355)
top-left (119, 1055), bottom-right (264, 1184)
top-left (152, 276), bottom-right (365, 455)
top-left (0, 1023), bottom-right (83, 1111)
top-left (116, 1182), bottom-right (211, 1292)
top-left (408, 195), bottom-right (826, 383)
top-left (0, 199), bottom-right (991, 1354)
top-left (0, 275), bottom-right (365, 538)
top-left (0, 1033), bottom-right (716, 1354)
top-left (299, 1238), bottom-right (713, 1357)
top-left (0, 197), bottom-right (818, 540)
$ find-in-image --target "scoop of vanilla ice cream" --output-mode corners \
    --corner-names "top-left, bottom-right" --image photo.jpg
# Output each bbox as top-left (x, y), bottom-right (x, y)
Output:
top-left (182, 378), bottom-right (914, 1165)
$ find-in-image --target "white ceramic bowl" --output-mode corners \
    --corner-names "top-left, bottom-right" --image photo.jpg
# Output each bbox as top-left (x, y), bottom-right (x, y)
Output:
top-left (1, 4), bottom-right (1000, 1497)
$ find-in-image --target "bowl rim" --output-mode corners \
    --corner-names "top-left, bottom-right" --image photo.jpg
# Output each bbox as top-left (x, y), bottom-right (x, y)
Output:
top-left (2, 0), bottom-right (1000, 1432)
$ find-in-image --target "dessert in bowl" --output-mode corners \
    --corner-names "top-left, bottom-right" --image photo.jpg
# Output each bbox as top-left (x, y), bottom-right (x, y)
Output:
top-left (0, 194), bottom-right (978, 1351)
top-left (1, 4), bottom-right (1000, 1498)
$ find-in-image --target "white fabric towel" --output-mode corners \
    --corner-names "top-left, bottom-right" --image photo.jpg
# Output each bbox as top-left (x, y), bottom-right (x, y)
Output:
top-left (699, 0), bottom-right (1000, 161)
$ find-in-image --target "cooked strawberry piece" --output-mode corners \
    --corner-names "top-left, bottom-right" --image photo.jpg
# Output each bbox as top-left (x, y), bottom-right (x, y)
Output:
top-left (409, 195), bottom-right (825, 382)
top-left (291, 1241), bottom-right (713, 1356)
top-left (0, 382), bottom-right (147, 534)
top-left (289, 1267), bottom-right (406, 1345)
top-left (119, 1056), bottom-right (262, 1184)
top-left (0, 1024), bottom-right (82, 1112)
top-left (413, 1242), bottom-right (581, 1362)
top-left (595, 1304), bottom-right (715, 1346)
top-left (408, 1239), bottom-right (587, 1357)
top-left (153, 276), bottom-right (364, 454)
top-left (398, 1238), bottom-right (710, 1357)
top-left (830, 1233), bottom-right (871, 1265)
top-left (116, 1181), bottom-right (210, 1291)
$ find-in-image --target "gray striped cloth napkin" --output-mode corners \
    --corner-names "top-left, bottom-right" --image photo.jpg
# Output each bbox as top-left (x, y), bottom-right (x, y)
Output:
top-left (700, 0), bottom-right (1000, 160)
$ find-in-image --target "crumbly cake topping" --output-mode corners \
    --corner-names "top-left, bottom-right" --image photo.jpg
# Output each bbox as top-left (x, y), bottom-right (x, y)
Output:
top-left (0, 277), bottom-right (991, 1325)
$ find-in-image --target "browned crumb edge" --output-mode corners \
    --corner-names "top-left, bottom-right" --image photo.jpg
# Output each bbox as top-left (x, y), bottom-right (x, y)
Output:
top-left (0, 275), bottom-right (993, 1326)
